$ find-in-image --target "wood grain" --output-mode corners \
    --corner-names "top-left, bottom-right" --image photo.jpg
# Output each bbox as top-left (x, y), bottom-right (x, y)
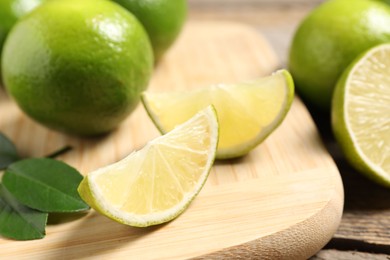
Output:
top-left (188, 4), bottom-right (313, 67)
top-left (0, 21), bottom-right (343, 259)
top-left (322, 133), bottom-right (390, 253)
top-left (312, 249), bottom-right (390, 260)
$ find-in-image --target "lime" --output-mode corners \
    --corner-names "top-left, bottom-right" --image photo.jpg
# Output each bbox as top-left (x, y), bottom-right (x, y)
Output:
top-left (289, 0), bottom-right (390, 111)
top-left (111, 0), bottom-right (187, 61)
top-left (2, 0), bottom-right (153, 135)
top-left (142, 70), bottom-right (294, 159)
top-left (78, 106), bottom-right (218, 227)
top-left (0, 0), bottom-right (43, 53)
top-left (0, 0), bottom-right (43, 83)
top-left (332, 43), bottom-right (390, 187)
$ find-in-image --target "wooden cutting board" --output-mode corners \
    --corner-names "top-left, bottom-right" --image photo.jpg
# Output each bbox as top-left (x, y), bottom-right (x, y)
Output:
top-left (0, 21), bottom-right (344, 259)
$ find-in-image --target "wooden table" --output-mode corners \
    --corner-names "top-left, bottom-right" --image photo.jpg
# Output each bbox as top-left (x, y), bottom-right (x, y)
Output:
top-left (188, 1), bottom-right (390, 259)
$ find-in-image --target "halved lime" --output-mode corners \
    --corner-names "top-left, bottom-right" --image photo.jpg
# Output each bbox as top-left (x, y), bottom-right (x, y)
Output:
top-left (332, 43), bottom-right (390, 187)
top-left (78, 106), bottom-right (219, 227)
top-left (141, 70), bottom-right (294, 159)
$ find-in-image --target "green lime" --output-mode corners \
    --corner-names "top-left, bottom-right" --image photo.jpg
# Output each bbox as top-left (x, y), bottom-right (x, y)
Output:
top-left (2, 0), bottom-right (153, 135)
top-left (332, 43), bottom-right (390, 187)
top-left (0, 0), bottom-right (43, 52)
top-left (111, 0), bottom-right (187, 61)
top-left (0, 0), bottom-right (44, 83)
top-left (289, 0), bottom-right (390, 111)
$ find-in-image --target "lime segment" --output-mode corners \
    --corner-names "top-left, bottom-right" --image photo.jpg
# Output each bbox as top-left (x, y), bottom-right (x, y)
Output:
top-left (142, 70), bottom-right (294, 159)
top-left (78, 106), bottom-right (219, 227)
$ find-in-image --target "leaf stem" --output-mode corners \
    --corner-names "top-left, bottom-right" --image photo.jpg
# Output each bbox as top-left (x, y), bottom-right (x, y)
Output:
top-left (45, 146), bottom-right (73, 159)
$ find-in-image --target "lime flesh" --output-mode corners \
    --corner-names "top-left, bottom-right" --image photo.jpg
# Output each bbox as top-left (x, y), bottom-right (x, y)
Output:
top-left (78, 106), bottom-right (219, 227)
top-left (332, 43), bottom-right (390, 187)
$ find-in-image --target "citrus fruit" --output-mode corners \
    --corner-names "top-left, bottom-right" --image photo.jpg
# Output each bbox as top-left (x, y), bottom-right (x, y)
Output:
top-left (78, 106), bottom-right (218, 227)
top-left (289, 0), bottom-right (390, 111)
top-left (141, 70), bottom-right (294, 159)
top-left (0, 0), bottom-right (43, 54)
top-left (111, 0), bottom-right (187, 61)
top-left (2, 0), bottom-right (153, 135)
top-left (332, 43), bottom-right (390, 187)
top-left (0, 0), bottom-right (44, 83)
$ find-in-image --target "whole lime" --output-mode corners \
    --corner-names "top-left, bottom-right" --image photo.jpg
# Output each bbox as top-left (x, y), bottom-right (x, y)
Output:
top-left (2, 0), bottom-right (153, 135)
top-left (0, 0), bottom-right (44, 83)
top-left (112, 0), bottom-right (187, 61)
top-left (289, 0), bottom-right (390, 111)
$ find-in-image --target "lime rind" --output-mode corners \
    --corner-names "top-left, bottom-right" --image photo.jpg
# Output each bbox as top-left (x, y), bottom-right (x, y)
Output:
top-left (78, 106), bottom-right (219, 227)
top-left (332, 43), bottom-right (390, 187)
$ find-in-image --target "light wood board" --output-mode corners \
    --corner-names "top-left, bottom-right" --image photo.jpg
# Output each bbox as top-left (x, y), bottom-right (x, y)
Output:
top-left (0, 21), bottom-right (344, 259)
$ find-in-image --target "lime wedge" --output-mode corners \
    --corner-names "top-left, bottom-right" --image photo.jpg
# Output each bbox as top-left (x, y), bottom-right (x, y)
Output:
top-left (78, 106), bottom-right (219, 227)
top-left (141, 70), bottom-right (294, 159)
top-left (332, 43), bottom-right (390, 187)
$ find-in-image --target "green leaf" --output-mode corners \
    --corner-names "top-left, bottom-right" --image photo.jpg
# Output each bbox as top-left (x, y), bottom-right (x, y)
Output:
top-left (3, 158), bottom-right (89, 213)
top-left (0, 133), bottom-right (20, 170)
top-left (0, 184), bottom-right (47, 240)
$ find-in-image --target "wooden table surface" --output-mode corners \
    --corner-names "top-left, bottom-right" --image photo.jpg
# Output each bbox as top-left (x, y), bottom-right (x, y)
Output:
top-left (188, 1), bottom-right (390, 259)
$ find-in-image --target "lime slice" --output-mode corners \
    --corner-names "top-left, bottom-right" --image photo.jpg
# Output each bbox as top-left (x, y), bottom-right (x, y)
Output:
top-left (141, 70), bottom-right (294, 159)
top-left (332, 43), bottom-right (390, 187)
top-left (78, 106), bottom-right (219, 227)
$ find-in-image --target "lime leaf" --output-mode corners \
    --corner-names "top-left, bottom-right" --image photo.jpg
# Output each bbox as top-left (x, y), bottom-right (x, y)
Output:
top-left (0, 184), bottom-right (47, 240)
top-left (0, 132), bottom-right (20, 170)
top-left (3, 158), bottom-right (89, 212)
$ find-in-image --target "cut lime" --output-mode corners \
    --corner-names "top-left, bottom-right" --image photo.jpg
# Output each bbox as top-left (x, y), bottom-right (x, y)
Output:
top-left (332, 43), bottom-right (390, 187)
top-left (78, 106), bottom-right (219, 227)
top-left (141, 70), bottom-right (294, 159)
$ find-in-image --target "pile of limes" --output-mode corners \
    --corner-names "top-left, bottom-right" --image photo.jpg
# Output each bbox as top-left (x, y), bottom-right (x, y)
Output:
top-left (0, 0), bottom-right (298, 228)
top-left (289, 0), bottom-right (390, 187)
top-left (0, 0), bottom-right (187, 135)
